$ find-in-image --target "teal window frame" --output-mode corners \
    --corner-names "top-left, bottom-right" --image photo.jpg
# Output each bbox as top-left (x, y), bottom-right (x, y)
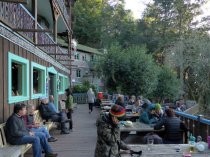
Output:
top-left (31, 62), bottom-right (46, 99)
top-left (58, 73), bottom-right (65, 94)
top-left (8, 53), bottom-right (29, 103)
top-left (64, 76), bottom-right (69, 88)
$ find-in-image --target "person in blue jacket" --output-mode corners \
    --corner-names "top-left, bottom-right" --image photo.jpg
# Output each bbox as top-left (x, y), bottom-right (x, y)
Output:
top-left (139, 103), bottom-right (159, 124)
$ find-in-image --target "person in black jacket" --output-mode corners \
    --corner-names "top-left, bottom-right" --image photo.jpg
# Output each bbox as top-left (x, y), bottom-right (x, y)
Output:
top-left (38, 96), bottom-right (70, 134)
top-left (154, 108), bottom-right (188, 144)
top-left (5, 103), bottom-right (57, 157)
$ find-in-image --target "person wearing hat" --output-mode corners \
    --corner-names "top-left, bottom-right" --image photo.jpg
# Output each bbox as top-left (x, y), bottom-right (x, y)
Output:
top-left (94, 105), bottom-right (131, 157)
top-left (139, 103), bottom-right (159, 124)
top-left (38, 96), bottom-right (70, 134)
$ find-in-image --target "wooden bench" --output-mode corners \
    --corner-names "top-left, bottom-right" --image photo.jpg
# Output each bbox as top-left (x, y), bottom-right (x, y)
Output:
top-left (0, 110), bottom-right (54, 157)
top-left (33, 110), bottom-right (54, 130)
top-left (0, 123), bottom-right (32, 157)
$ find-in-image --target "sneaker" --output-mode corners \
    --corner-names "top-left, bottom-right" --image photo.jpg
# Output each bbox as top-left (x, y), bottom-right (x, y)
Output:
top-left (48, 137), bottom-right (58, 142)
top-left (45, 152), bottom-right (58, 157)
top-left (60, 130), bottom-right (70, 134)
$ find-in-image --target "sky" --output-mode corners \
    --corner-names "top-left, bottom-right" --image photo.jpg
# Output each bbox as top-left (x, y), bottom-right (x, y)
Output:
top-left (124, 0), bottom-right (210, 19)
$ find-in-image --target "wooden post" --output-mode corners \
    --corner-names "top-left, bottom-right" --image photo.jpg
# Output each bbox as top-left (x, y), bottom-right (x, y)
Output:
top-left (32, 0), bottom-right (37, 44)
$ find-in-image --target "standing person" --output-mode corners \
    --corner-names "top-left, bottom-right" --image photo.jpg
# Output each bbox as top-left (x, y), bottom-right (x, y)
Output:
top-left (94, 105), bottom-right (131, 157)
top-left (5, 103), bottom-right (57, 157)
top-left (87, 88), bottom-right (95, 113)
top-left (23, 104), bottom-right (57, 142)
top-left (65, 88), bottom-right (74, 131)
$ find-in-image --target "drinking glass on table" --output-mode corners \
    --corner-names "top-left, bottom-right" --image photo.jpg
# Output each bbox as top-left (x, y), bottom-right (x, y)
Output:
top-left (147, 138), bottom-right (154, 151)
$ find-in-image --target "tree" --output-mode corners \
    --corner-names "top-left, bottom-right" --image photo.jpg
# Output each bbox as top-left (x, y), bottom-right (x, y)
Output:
top-left (165, 33), bottom-right (210, 108)
top-left (152, 66), bottom-right (181, 102)
top-left (73, 0), bottom-right (103, 48)
top-left (140, 0), bottom-right (207, 58)
top-left (97, 44), bottom-right (160, 97)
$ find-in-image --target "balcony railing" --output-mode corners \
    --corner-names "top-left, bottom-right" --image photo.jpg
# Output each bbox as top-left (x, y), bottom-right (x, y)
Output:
top-left (175, 111), bottom-right (210, 142)
top-left (55, 0), bottom-right (71, 28)
top-left (0, 2), bottom-right (71, 68)
top-left (0, 2), bottom-right (34, 41)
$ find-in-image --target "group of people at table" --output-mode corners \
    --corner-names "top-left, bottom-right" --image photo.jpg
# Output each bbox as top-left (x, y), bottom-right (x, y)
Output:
top-left (95, 95), bottom-right (192, 157)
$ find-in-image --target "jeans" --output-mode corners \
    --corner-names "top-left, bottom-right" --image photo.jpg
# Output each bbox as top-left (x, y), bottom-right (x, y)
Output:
top-left (67, 109), bottom-right (73, 130)
top-left (89, 103), bottom-right (94, 112)
top-left (34, 132), bottom-right (53, 153)
top-left (17, 135), bottom-right (41, 157)
top-left (31, 126), bottom-right (51, 139)
top-left (50, 112), bottom-right (68, 131)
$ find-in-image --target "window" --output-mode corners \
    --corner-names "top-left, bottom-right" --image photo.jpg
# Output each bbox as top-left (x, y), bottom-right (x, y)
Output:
top-left (8, 53), bottom-right (29, 103)
top-left (64, 76), bottom-right (69, 88)
top-left (91, 55), bottom-right (94, 61)
top-left (31, 62), bottom-right (46, 99)
top-left (74, 53), bottom-right (79, 60)
top-left (58, 74), bottom-right (64, 94)
top-left (76, 69), bottom-right (81, 78)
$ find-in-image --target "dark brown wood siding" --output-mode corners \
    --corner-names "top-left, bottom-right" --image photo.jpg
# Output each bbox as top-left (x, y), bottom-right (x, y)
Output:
top-left (0, 36), bottom-right (68, 123)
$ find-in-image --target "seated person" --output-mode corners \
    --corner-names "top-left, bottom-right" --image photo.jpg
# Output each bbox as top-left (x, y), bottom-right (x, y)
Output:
top-left (23, 104), bottom-right (57, 142)
top-left (154, 108), bottom-right (188, 144)
top-left (5, 103), bottom-right (57, 157)
top-left (154, 103), bottom-right (164, 119)
top-left (115, 95), bottom-right (125, 108)
top-left (132, 99), bottom-right (142, 113)
top-left (128, 95), bottom-right (136, 105)
top-left (139, 103), bottom-right (159, 124)
top-left (39, 96), bottom-right (70, 134)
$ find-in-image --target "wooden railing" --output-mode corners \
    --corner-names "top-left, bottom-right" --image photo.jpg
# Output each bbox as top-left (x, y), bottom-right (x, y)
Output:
top-left (175, 111), bottom-right (210, 142)
top-left (73, 93), bottom-right (87, 104)
top-left (0, 2), bottom-right (71, 66)
top-left (55, 0), bottom-right (71, 28)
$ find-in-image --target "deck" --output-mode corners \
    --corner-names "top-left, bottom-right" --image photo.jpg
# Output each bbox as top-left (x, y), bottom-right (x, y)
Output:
top-left (25, 104), bottom-right (100, 157)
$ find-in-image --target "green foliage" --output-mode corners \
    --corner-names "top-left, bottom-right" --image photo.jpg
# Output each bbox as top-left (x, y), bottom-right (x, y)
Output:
top-left (98, 44), bottom-right (160, 97)
top-left (72, 81), bottom-right (96, 93)
top-left (165, 33), bottom-right (210, 105)
top-left (152, 66), bottom-right (181, 102)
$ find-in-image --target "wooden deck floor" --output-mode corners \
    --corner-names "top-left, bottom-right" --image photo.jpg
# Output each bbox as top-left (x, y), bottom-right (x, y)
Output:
top-left (25, 104), bottom-right (100, 157)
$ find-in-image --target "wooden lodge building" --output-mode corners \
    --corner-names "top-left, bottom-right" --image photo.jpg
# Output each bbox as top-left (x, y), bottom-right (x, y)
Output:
top-left (0, 0), bottom-right (76, 123)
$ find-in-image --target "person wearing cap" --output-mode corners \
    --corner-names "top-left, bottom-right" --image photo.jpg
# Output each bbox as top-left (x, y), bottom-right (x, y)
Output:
top-left (38, 96), bottom-right (70, 134)
top-left (154, 103), bottom-right (164, 119)
top-left (94, 104), bottom-right (131, 157)
top-left (139, 103), bottom-right (159, 124)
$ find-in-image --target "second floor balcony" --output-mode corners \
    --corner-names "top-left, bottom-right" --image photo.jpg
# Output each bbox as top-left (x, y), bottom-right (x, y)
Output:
top-left (0, 0), bottom-right (72, 70)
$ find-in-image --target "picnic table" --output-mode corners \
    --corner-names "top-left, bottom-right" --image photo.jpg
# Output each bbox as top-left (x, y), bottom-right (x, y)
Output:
top-left (120, 122), bottom-right (164, 133)
top-left (120, 144), bottom-right (210, 157)
top-left (125, 112), bottom-right (140, 122)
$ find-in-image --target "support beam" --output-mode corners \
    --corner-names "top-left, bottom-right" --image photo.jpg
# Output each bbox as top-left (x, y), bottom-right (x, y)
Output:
top-left (57, 59), bottom-right (74, 61)
top-left (0, 0), bottom-right (27, 4)
top-left (48, 53), bottom-right (70, 55)
top-left (13, 28), bottom-right (52, 33)
top-left (35, 44), bottom-right (59, 47)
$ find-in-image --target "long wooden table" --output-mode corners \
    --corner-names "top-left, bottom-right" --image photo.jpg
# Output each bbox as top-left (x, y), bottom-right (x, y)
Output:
top-left (120, 122), bottom-right (164, 132)
top-left (120, 144), bottom-right (210, 157)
